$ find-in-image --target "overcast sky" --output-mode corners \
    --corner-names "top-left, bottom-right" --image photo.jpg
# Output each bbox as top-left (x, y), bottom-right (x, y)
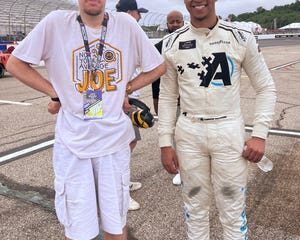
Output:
top-left (103, 0), bottom-right (296, 18)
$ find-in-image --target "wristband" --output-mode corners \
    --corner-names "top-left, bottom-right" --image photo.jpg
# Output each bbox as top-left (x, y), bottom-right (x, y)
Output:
top-left (51, 97), bottom-right (60, 102)
top-left (125, 82), bottom-right (133, 95)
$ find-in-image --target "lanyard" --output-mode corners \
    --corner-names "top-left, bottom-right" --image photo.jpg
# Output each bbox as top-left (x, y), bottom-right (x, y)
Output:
top-left (77, 12), bottom-right (109, 71)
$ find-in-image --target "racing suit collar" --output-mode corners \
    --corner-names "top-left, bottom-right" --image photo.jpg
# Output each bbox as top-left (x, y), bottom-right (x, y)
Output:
top-left (189, 17), bottom-right (220, 37)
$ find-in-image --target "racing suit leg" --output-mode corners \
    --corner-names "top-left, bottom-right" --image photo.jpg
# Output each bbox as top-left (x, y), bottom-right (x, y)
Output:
top-left (175, 116), bottom-right (212, 240)
top-left (210, 116), bottom-right (248, 240)
top-left (175, 115), bottom-right (248, 240)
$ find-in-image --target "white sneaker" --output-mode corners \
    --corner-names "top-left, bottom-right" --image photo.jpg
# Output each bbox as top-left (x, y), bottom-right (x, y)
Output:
top-left (129, 196), bottom-right (140, 211)
top-left (129, 181), bottom-right (142, 191)
top-left (172, 173), bottom-right (181, 185)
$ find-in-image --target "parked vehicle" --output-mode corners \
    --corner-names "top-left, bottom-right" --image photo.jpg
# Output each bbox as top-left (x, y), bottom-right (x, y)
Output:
top-left (0, 46), bottom-right (15, 78)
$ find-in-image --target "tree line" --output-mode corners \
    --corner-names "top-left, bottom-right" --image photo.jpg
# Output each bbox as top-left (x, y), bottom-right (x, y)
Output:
top-left (228, 0), bottom-right (300, 29)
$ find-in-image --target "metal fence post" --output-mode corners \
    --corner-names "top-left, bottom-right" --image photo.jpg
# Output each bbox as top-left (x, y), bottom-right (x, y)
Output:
top-left (8, 0), bottom-right (19, 40)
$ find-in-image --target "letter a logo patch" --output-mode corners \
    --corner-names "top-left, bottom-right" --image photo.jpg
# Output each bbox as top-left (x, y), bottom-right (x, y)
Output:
top-left (198, 52), bottom-right (233, 88)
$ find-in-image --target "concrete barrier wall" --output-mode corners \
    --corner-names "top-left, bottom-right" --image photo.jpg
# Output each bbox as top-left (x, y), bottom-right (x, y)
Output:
top-left (256, 33), bottom-right (300, 40)
top-left (274, 33), bottom-right (300, 38)
top-left (151, 33), bottom-right (300, 42)
top-left (36, 33), bottom-right (299, 67)
top-left (256, 34), bottom-right (276, 40)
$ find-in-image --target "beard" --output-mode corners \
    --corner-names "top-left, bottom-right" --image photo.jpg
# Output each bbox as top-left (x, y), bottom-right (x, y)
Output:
top-left (83, 8), bottom-right (103, 16)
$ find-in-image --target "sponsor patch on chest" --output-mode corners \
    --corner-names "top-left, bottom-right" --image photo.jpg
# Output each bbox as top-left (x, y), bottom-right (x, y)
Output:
top-left (179, 40), bottom-right (196, 50)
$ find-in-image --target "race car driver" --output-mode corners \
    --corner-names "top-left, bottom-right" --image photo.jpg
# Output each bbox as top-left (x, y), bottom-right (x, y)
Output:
top-left (158, 0), bottom-right (277, 239)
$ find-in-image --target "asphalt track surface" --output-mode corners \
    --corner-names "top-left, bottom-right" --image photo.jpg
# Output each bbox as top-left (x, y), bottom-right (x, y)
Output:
top-left (258, 37), bottom-right (300, 47)
top-left (0, 38), bottom-right (300, 240)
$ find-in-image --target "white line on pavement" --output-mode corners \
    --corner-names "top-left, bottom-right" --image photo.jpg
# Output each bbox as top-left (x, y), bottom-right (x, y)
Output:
top-left (0, 100), bottom-right (32, 106)
top-left (0, 139), bottom-right (54, 164)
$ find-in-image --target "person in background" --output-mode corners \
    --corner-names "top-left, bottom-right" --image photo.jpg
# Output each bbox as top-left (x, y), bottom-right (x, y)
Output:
top-left (116, 0), bottom-right (149, 211)
top-left (158, 0), bottom-right (276, 239)
top-left (152, 10), bottom-right (184, 186)
top-left (6, 0), bottom-right (165, 239)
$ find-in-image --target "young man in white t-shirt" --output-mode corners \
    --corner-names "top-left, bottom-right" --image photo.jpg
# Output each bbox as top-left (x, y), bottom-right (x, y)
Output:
top-left (6, 0), bottom-right (165, 239)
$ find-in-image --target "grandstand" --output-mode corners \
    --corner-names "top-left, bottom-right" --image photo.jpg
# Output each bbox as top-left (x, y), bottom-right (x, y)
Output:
top-left (0, 0), bottom-right (77, 40)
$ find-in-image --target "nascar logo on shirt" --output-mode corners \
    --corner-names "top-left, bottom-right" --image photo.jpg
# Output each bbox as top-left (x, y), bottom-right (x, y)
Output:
top-left (72, 39), bottom-right (123, 93)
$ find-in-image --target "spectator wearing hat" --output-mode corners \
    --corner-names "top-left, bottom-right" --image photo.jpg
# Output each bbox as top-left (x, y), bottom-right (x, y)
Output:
top-left (116, 0), bottom-right (149, 211)
top-left (116, 0), bottom-right (148, 22)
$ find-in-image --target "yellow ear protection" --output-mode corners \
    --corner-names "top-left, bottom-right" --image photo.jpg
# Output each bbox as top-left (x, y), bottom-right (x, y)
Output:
top-left (128, 98), bottom-right (155, 128)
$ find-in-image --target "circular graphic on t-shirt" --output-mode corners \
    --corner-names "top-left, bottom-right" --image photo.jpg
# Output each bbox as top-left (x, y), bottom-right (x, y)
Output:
top-left (104, 50), bottom-right (116, 62)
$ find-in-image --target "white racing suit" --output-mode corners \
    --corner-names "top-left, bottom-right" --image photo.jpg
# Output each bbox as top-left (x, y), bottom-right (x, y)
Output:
top-left (158, 19), bottom-right (276, 240)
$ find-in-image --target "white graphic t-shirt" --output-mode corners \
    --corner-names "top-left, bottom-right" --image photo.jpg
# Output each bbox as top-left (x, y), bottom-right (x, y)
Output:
top-left (13, 10), bottom-right (163, 158)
